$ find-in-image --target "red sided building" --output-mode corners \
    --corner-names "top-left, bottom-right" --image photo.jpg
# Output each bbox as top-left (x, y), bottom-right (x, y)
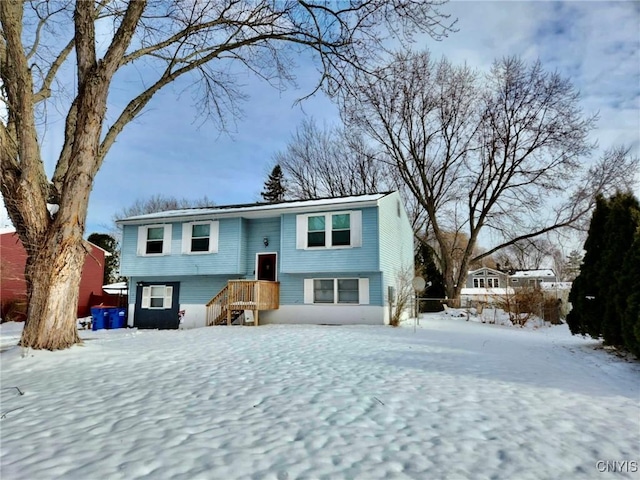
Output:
top-left (0, 227), bottom-right (108, 320)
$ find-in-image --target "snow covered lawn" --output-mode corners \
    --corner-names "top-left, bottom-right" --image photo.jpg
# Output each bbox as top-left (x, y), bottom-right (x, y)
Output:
top-left (1, 315), bottom-right (638, 479)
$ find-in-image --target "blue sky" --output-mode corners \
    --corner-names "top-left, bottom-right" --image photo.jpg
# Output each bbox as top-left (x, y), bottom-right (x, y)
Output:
top-left (1, 1), bottom-right (639, 237)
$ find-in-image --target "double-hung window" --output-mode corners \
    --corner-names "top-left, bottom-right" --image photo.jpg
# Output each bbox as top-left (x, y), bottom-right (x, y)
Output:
top-left (297, 211), bottom-right (361, 249)
top-left (182, 221), bottom-right (218, 254)
top-left (305, 278), bottom-right (369, 305)
top-left (336, 279), bottom-right (359, 303)
top-left (191, 224), bottom-right (210, 252)
top-left (137, 225), bottom-right (172, 256)
top-left (307, 216), bottom-right (326, 247)
top-left (331, 214), bottom-right (350, 246)
top-left (141, 285), bottom-right (173, 309)
top-left (313, 279), bottom-right (334, 303)
top-left (487, 277), bottom-right (500, 288)
top-left (146, 227), bottom-right (164, 254)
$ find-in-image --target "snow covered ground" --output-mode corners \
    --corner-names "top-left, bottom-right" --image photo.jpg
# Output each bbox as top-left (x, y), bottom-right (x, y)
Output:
top-left (1, 314), bottom-right (638, 479)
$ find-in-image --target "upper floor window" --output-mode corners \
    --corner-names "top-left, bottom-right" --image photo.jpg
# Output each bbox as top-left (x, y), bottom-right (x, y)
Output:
top-left (137, 224), bottom-right (172, 256)
top-left (307, 216), bottom-right (326, 247)
top-left (297, 210), bottom-right (362, 249)
top-left (332, 214), bottom-right (350, 246)
top-left (182, 221), bottom-right (219, 254)
top-left (146, 227), bottom-right (164, 254)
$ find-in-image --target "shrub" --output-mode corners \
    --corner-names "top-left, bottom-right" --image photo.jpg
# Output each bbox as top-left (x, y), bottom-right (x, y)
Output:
top-left (390, 267), bottom-right (414, 327)
top-left (1, 299), bottom-right (27, 323)
top-left (498, 288), bottom-right (561, 326)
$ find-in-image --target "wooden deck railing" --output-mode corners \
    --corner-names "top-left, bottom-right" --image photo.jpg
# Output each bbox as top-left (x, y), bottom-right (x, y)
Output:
top-left (206, 284), bottom-right (227, 326)
top-left (206, 280), bottom-right (279, 326)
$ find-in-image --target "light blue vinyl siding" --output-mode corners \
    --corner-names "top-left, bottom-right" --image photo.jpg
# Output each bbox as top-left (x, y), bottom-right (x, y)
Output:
top-left (129, 275), bottom-right (232, 305)
top-left (378, 192), bottom-right (415, 303)
top-left (128, 272), bottom-right (382, 307)
top-left (279, 207), bottom-right (379, 273)
top-left (278, 272), bottom-right (383, 306)
top-left (120, 218), bottom-right (245, 276)
top-left (245, 217), bottom-right (281, 276)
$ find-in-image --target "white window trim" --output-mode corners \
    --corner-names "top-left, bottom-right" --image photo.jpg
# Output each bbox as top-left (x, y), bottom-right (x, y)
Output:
top-left (296, 210), bottom-right (362, 250)
top-left (303, 278), bottom-right (369, 305)
top-left (141, 285), bottom-right (173, 310)
top-left (181, 220), bottom-right (219, 254)
top-left (137, 224), bottom-right (172, 256)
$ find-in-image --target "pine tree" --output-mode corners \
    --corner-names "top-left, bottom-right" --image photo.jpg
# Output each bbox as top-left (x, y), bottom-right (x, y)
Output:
top-left (563, 250), bottom-right (583, 281)
top-left (415, 242), bottom-right (446, 312)
top-left (261, 165), bottom-right (286, 203)
top-left (87, 233), bottom-right (120, 284)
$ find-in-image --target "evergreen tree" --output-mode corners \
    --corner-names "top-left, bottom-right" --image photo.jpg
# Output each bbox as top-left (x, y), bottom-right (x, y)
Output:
top-left (261, 165), bottom-right (286, 203)
top-left (567, 192), bottom-right (640, 353)
top-left (567, 196), bottom-right (609, 337)
top-left (563, 250), bottom-right (583, 281)
top-left (415, 242), bottom-right (446, 312)
top-left (601, 193), bottom-right (640, 346)
top-left (87, 233), bottom-right (120, 284)
top-left (620, 225), bottom-right (640, 356)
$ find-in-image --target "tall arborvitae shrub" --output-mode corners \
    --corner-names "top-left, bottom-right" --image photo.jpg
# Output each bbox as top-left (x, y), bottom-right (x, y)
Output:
top-left (415, 242), bottom-right (446, 312)
top-left (567, 196), bottom-right (609, 337)
top-left (620, 228), bottom-right (640, 356)
top-left (601, 193), bottom-right (640, 346)
top-left (568, 192), bottom-right (640, 354)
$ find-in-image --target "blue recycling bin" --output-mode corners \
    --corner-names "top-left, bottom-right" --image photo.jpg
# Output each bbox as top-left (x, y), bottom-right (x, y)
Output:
top-left (108, 307), bottom-right (127, 329)
top-left (91, 307), bottom-right (110, 330)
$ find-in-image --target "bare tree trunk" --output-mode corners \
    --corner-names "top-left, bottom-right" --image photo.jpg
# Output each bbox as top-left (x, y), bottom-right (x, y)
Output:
top-left (21, 239), bottom-right (85, 350)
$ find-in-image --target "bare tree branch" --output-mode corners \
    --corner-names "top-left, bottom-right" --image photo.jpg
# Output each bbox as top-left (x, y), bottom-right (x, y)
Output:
top-left (342, 51), bottom-right (634, 299)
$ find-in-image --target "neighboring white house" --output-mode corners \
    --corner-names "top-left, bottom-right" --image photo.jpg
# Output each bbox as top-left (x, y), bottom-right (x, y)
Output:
top-left (509, 269), bottom-right (557, 287)
top-left (461, 268), bottom-right (561, 308)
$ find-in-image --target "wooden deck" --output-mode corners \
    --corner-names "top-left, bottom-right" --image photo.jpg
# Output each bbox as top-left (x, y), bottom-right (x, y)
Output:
top-left (206, 280), bottom-right (279, 326)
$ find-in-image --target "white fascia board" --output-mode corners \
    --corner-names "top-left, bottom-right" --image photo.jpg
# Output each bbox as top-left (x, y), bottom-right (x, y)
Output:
top-left (117, 195), bottom-right (387, 225)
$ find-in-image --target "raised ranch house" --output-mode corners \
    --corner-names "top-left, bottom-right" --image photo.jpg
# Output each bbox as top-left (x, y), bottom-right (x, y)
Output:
top-left (117, 192), bottom-right (414, 329)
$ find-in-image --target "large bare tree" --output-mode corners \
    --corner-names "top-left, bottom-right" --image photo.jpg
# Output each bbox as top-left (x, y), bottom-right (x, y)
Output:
top-left (276, 117), bottom-right (392, 199)
top-left (0, 1), bottom-right (454, 350)
top-left (343, 51), bottom-right (638, 300)
top-left (494, 237), bottom-right (556, 271)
